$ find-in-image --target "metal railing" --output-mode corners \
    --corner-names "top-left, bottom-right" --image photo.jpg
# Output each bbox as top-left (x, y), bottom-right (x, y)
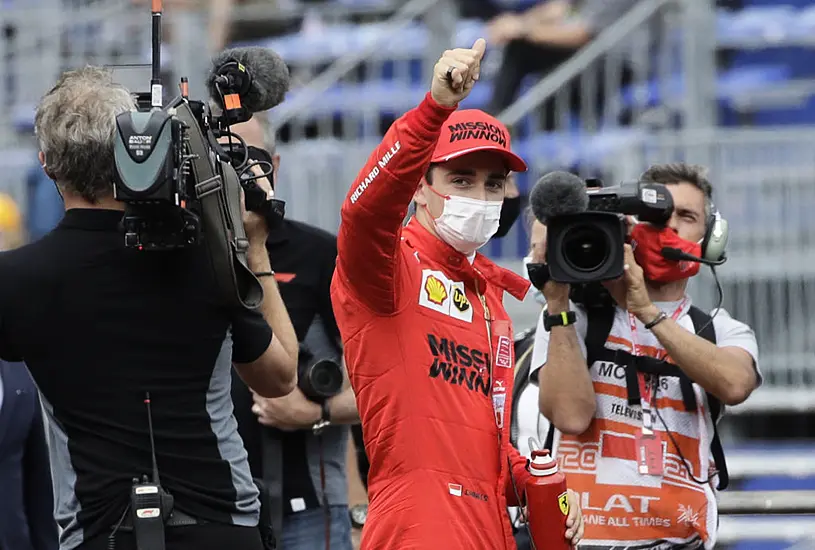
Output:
top-left (260, 0), bottom-right (471, 143)
top-left (496, 0), bottom-right (718, 138)
top-left (268, 0), bottom-right (444, 137)
top-left (1, 0), bottom-right (148, 143)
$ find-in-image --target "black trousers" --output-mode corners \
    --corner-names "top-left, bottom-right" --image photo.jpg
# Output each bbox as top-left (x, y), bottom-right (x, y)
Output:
top-left (488, 39), bottom-right (635, 129)
top-left (78, 524), bottom-right (264, 550)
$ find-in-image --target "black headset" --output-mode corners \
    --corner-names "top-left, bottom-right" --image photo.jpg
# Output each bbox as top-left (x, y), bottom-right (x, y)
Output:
top-left (638, 171), bottom-right (730, 267)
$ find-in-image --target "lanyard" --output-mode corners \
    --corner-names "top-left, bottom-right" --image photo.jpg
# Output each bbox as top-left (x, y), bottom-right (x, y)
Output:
top-left (628, 298), bottom-right (688, 434)
top-left (474, 271), bottom-right (504, 432)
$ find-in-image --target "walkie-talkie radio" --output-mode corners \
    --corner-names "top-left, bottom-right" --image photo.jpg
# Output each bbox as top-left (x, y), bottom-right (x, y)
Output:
top-left (129, 393), bottom-right (174, 550)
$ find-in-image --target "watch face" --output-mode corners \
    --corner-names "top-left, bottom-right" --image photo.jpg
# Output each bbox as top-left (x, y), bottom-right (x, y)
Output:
top-left (350, 505), bottom-right (367, 527)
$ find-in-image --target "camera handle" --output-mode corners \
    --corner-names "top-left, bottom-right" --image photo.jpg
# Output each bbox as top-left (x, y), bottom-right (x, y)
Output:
top-left (173, 99), bottom-right (264, 310)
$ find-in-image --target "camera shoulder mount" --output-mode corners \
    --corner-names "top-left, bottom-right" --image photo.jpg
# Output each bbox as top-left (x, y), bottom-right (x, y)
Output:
top-left (173, 101), bottom-right (263, 309)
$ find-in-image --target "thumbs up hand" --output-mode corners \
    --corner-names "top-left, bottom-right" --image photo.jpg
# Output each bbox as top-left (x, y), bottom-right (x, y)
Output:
top-left (430, 38), bottom-right (487, 108)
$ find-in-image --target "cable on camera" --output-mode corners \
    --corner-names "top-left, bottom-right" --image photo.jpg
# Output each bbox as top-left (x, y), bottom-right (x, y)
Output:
top-left (239, 160), bottom-right (274, 184)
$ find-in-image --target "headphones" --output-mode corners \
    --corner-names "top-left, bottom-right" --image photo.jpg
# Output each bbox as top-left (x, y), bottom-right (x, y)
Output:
top-left (700, 197), bottom-right (729, 264)
top-left (637, 169), bottom-right (730, 266)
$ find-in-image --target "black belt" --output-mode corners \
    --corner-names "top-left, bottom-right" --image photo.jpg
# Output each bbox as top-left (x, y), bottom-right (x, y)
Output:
top-left (115, 508), bottom-right (206, 532)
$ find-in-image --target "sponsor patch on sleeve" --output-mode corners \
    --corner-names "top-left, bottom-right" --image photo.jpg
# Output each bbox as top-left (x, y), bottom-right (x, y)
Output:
top-left (495, 335), bottom-right (512, 368)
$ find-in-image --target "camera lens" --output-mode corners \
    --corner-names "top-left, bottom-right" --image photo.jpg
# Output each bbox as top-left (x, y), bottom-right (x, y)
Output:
top-left (307, 360), bottom-right (344, 398)
top-left (562, 225), bottom-right (610, 273)
top-left (314, 367), bottom-right (333, 390)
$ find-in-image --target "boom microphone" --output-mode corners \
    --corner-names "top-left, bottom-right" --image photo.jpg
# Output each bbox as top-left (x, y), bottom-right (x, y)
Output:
top-left (661, 247), bottom-right (727, 266)
top-left (206, 46), bottom-right (291, 114)
top-left (529, 171), bottom-right (589, 223)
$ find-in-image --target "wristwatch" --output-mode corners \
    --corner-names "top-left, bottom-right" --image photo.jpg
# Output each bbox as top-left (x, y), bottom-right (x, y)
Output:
top-left (349, 504), bottom-right (368, 528)
top-left (543, 310), bottom-right (577, 332)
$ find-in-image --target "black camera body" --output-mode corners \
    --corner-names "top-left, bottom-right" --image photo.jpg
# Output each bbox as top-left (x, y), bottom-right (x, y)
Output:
top-left (112, 94), bottom-right (274, 253)
top-left (113, 108), bottom-right (202, 250)
top-left (546, 181), bottom-right (674, 284)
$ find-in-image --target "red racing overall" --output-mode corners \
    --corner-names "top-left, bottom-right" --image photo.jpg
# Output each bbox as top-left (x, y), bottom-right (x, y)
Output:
top-left (331, 93), bottom-right (532, 550)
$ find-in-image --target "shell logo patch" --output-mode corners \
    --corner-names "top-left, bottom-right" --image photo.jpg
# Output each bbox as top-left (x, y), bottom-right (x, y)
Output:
top-left (424, 275), bottom-right (448, 306)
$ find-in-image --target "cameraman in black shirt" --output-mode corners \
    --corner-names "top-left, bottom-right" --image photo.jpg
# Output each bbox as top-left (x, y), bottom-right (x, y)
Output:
top-left (227, 115), bottom-right (360, 550)
top-left (0, 68), bottom-right (298, 550)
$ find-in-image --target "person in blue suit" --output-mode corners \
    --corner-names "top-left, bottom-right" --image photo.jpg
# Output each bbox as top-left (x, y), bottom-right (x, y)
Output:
top-left (0, 361), bottom-right (59, 550)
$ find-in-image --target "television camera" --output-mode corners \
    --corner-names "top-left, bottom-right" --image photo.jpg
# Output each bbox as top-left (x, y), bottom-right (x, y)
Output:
top-left (111, 0), bottom-right (289, 310)
top-left (529, 172), bottom-right (674, 284)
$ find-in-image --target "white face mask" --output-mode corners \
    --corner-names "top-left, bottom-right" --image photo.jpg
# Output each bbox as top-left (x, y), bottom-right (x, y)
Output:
top-left (433, 195), bottom-right (503, 256)
top-left (522, 255), bottom-right (546, 306)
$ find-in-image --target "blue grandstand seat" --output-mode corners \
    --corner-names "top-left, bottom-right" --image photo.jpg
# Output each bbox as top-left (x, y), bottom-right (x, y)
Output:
top-left (273, 64), bottom-right (789, 129)
top-left (729, 47), bottom-right (815, 81)
top-left (724, 441), bottom-right (815, 550)
top-left (736, 94), bottom-right (815, 126)
top-left (716, 4), bottom-right (815, 126)
top-left (239, 19), bottom-right (488, 67)
top-left (238, 8), bottom-right (815, 66)
top-left (716, 6), bottom-right (799, 47)
top-left (333, 0), bottom-right (394, 7)
top-left (742, 0), bottom-right (815, 7)
top-left (733, 542), bottom-right (799, 550)
top-left (619, 65), bottom-right (790, 110)
top-left (275, 81), bottom-right (492, 120)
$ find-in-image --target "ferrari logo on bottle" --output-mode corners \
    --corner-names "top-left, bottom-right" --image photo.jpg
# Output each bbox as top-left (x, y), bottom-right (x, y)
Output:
top-left (558, 491), bottom-right (569, 516)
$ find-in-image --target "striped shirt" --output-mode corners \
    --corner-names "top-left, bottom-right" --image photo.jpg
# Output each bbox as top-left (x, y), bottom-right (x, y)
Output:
top-left (530, 298), bottom-right (759, 550)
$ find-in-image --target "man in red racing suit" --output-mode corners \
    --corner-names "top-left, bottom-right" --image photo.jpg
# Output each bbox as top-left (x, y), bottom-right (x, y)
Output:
top-left (330, 39), bottom-right (584, 550)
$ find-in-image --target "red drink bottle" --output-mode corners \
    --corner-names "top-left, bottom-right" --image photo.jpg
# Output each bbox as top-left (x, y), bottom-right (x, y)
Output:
top-left (525, 449), bottom-right (570, 550)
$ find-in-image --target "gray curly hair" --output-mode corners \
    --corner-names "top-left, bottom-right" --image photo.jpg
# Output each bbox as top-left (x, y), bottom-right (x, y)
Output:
top-left (35, 66), bottom-right (136, 203)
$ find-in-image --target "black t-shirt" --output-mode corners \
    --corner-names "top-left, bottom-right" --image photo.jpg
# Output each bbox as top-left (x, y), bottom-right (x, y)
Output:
top-left (231, 220), bottom-right (340, 513)
top-left (0, 209), bottom-right (272, 549)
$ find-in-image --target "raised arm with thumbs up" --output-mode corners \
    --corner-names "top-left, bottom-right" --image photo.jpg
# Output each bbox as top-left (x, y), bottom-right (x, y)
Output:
top-left (430, 38), bottom-right (487, 107)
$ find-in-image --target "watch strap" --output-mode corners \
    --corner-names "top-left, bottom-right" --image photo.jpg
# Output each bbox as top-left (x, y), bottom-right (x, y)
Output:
top-left (644, 310), bottom-right (668, 330)
top-left (543, 310), bottom-right (577, 331)
top-left (349, 504), bottom-right (367, 528)
top-left (321, 400), bottom-right (332, 423)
